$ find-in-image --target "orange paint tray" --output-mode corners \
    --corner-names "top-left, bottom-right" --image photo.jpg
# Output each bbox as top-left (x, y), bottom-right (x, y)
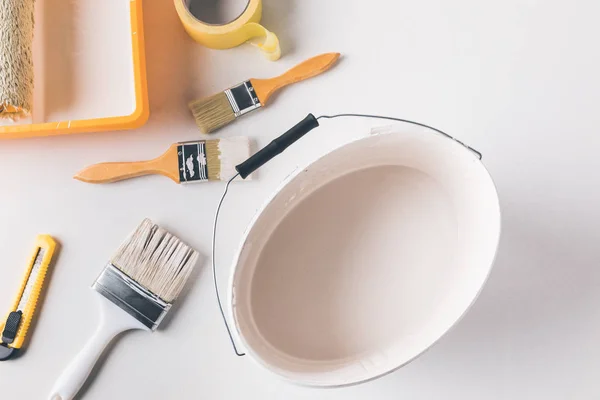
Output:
top-left (0, 0), bottom-right (148, 139)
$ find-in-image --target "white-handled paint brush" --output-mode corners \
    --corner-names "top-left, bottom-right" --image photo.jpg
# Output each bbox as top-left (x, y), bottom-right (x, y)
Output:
top-left (48, 219), bottom-right (199, 400)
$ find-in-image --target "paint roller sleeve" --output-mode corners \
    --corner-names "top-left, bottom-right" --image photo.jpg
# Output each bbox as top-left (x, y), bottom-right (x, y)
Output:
top-left (0, 0), bottom-right (35, 120)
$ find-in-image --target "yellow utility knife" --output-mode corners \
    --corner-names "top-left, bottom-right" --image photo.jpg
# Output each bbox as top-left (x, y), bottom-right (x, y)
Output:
top-left (0, 235), bottom-right (56, 360)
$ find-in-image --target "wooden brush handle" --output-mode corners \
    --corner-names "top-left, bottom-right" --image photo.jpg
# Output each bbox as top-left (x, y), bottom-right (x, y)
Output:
top-left (251, 52), bottom-right (340, 105)
top-left (74, 161), bottom-right (164, 184)
top-left (73, 146), bottom-right (179, 184)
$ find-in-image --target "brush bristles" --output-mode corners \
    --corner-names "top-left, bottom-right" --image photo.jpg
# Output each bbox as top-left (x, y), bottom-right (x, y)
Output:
top-left (189, 92), bottom-right (235, 134)
top-left (205, 137), bottom-right (251, 181)
top-left (110, 219), bottom-right (199, 303)
top-left (205, 140), bottom-right (222, 181)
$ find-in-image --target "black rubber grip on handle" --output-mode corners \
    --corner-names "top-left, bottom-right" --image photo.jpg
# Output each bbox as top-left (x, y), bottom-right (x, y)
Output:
top-left (235, 114), bottom-right (319, 179)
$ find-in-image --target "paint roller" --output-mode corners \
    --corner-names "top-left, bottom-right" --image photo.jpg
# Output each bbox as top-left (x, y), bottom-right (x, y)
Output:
top-left (0, 0), bottom-right (35, 120)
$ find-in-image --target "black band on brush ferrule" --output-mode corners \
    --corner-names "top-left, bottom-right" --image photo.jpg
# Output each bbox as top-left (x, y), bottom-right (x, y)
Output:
top-left (225, 80), bottom-right (261, 117)
top-left (177, 142), bottom-right (209, 183)
top-left (235, 114), bottom-right (320, 179)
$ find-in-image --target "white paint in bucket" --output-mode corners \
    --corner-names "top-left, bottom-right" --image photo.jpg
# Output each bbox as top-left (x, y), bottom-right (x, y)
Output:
top-left (229, 124), bottom-right (501, 386)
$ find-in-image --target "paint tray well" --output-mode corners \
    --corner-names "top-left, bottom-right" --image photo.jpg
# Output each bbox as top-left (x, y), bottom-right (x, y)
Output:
top-left (0, 0), bottom-right (148, 139)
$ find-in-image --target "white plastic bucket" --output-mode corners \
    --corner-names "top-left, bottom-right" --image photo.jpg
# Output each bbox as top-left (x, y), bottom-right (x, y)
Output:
top-left (229, 123), bottom-right (501, 386)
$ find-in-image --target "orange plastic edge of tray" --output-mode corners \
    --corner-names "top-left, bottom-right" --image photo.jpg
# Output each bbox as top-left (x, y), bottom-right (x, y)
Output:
top-left (0, 0), bottom-right (150, 140)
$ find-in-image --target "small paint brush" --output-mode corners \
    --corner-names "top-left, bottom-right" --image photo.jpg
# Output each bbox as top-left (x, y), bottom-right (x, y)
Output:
top-left (189, 52), bottom-right (340, 133)
top-left (74, 137), bottom-right (251, 184)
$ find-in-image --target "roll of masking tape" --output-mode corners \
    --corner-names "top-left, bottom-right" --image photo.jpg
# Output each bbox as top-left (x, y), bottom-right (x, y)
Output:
top-left (174, 0), bottom-right (281, 61)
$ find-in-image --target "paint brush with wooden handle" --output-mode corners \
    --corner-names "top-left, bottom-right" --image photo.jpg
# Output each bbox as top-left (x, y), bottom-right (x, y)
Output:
top-left (74, 137), bottom-right (251, 184)
top-left (189, 52), bottom-right (340, 133)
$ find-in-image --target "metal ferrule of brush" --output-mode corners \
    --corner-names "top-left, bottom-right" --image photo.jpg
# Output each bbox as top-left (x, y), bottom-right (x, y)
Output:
top-left (92, 264), bottom-right (171, 331)
top-left (225, 81), bottom-right (262, 117)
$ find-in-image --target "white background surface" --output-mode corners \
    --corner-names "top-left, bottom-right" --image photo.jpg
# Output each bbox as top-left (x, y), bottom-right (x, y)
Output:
top-left (1, 0), bottom-right (600, 399)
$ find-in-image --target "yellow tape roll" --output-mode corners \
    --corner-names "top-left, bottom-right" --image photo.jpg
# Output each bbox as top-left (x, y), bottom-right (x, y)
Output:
top-left (174, 0), bottom-right (281, 61)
